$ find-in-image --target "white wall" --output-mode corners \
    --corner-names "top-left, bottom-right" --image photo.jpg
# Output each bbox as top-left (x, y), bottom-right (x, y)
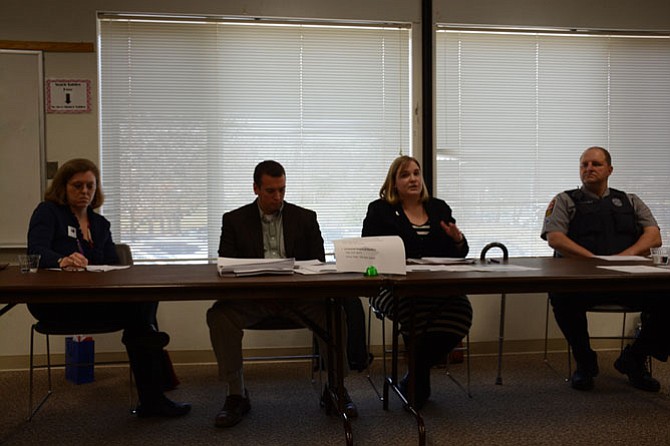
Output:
top-left (1, 0), bottom-right (667, 366)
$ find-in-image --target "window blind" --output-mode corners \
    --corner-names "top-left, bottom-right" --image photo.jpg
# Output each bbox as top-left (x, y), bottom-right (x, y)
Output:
top-left (98, 17), bottom-right (410, 260)
top-left (435, 30), bottom-right (670, 257)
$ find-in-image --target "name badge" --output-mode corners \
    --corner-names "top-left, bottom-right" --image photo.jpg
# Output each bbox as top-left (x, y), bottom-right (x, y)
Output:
top-left (68, 226), bottom-right (77, 238)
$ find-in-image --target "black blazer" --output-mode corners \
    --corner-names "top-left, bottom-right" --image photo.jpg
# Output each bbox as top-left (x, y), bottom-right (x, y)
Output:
top-left (361, 197), bottom-right (469, 259)
top-left (218, 200), bottom-right (325, 262)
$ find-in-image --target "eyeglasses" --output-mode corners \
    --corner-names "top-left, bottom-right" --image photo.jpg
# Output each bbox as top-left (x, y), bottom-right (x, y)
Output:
top-left (67, 181), bottom-right (96, 191)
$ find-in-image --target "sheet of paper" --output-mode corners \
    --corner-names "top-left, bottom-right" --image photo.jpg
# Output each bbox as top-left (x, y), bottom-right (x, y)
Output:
top-left (597, 265), bottom-right (670, 274)
top-left (473, 264), bottom-right (540, 272)
top-left (232, 268), bottom-right (294, 277)
top-left (85, 265), bottom-right (131, 272)
top-left (593, 255), bottom-right (650, 261)
top-left (407, 257), bottom-right (475, 265)
top-left (407, 264), bottom-right (474, 272)
top-left (406, 263), bottom-right (539, 272)
top-left (333, 236), bottom-right (406, 275)
top-left (294, 260), bottom-right (340, 275)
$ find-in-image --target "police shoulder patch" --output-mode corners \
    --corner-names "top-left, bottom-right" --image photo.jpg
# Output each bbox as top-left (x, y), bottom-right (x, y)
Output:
top-left (545, 199), bottom-right (556, 217)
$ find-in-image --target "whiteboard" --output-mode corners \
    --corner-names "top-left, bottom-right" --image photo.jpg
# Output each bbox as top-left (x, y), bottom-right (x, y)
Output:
top-left (0, 50), bottom-right (45, 247)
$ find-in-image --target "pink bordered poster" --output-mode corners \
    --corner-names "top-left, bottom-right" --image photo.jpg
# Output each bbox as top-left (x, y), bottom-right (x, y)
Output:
top-left (46, 79), bottom-right (92, 113)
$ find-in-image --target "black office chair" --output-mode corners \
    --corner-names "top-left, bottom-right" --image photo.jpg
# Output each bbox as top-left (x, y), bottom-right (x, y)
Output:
top-left (542, 300), bottom-right (649, 379)
top-left (27, 243), bottom-right (134, 421)
top-left (365, 302), bottom-right (471, 401)
top-left (244, 296), bottom-right (368, 375)
top-left (244, 316), bottom-right (321, 371)
top-left (234, 314), bottom-right (326, 412)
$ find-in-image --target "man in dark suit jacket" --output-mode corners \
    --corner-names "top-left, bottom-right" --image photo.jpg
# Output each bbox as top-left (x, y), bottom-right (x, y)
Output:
top-left (207, 160), bottom-right (357, 428)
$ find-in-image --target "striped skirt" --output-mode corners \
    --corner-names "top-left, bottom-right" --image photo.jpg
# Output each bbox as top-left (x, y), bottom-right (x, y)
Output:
top-left (370, 286), bottom-right (472, 339)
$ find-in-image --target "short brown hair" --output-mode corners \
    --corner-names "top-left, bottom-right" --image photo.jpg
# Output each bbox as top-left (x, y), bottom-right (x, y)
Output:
top-left (582, 146), bottom-right (612, 166)
top-left (379, 155), bottom-right (429, 205)
top-left (44, 158), bottom-right (105, 209)
top-left (254, 160), bottom-right (285, 186)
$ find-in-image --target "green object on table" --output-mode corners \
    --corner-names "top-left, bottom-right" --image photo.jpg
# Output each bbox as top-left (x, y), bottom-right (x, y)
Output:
top-left (364, 265), bottom-right (378, 276)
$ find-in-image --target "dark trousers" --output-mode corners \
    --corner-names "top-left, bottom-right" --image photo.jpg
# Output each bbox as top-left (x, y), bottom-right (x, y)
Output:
top-left (342, 297), bottom-right (370, 372)
top-left (403, 331), bottom-right (463, 376)
top-left (549, 291), bottom-right (670, 366)
top-left (28, 302), bottom-right (167, 405)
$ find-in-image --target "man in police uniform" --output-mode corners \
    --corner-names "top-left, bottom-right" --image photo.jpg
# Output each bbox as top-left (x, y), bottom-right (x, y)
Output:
top-left (541, 146), bottom-right (669, 392)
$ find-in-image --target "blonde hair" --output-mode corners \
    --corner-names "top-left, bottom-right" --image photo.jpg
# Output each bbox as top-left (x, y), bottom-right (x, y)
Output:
top-left (379, 155), bottom-right (429, 205)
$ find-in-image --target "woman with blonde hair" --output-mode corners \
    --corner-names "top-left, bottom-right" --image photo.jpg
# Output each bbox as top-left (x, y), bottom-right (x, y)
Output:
top-left (362, 155), bottom-right (472, 409)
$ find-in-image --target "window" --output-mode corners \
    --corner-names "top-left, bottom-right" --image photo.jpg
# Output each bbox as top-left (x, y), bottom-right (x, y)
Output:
top-left (435, 29), bottom-right (670, 256)
top-left (98, 16), bottom-right (410, 260)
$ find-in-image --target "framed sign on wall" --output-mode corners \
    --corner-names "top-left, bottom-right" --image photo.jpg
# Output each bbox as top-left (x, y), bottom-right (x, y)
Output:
top-left (46, 79), bottom-right (91, 113)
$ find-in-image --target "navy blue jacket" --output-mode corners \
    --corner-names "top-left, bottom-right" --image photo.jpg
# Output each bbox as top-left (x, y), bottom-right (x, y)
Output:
top-left (27, 201), bottom-right (118, 268)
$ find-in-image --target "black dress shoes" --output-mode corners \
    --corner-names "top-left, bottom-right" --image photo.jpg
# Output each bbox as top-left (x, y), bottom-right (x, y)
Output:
top-left (342, 387), bottom-right (358, 418)
top-left (320, 385), bottom-right (358, 418)
top-left (570, 369), bottom-right (595, 391)
top-left (136, 396), bottom-right (191, 418)
top-left (570, 359), bottom-right (599, 391)
top-left (614, 345), bottom-right (660, 392)
top-left (215, 389), bottom-right (251, 428)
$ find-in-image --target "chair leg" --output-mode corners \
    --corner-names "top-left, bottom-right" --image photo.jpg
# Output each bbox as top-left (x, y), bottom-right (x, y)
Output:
top-left (128, 365), bottom-right (135, 414)
top-left (365, 304), bottom-right (386, 402)
top-left (310, 335), bottom-right (316, 383)
top-left (567, 344), bottom-right (572, 381)
top-left (312, 335), bottom-right (323, 393)
top-left (444, 335), bottom-right (472, 398)
top-left (543, 297), bottom-right (550, 363)
top-left (620, 313), bottom-right (627, 351)
top-left (385, 311), bottom-right (400, 411)
top-left (543, 298), bottom-right (572, 381)
top-left (28, 327), bottom-right (139, 418)
top-left (46, 334), bottom-right (52, 397)
top-left (364, 305), bottom-right (376, 395)
top-left (28, 329), bottom-right (53, 421)
top-left (28, 325), bottom-right (35, 420)
top-left (466, 334), bottom-right (471, 397)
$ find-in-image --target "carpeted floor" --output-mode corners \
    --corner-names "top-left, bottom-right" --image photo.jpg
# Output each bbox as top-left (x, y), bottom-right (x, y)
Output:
top-left (2, 351), bottom-right (670, 445)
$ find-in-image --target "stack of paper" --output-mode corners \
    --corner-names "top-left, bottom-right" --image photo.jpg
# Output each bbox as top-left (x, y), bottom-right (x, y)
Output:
top-left (216, 257), bottom-right (295, 277)
top-left (85, 265), bottom-right (132, 272)
top-left (407, 257), bottom-right (475, 265)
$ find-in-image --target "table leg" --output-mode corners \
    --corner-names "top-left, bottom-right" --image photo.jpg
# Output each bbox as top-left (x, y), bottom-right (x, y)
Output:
top-left (324, 297), bottom-right (353, 446)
